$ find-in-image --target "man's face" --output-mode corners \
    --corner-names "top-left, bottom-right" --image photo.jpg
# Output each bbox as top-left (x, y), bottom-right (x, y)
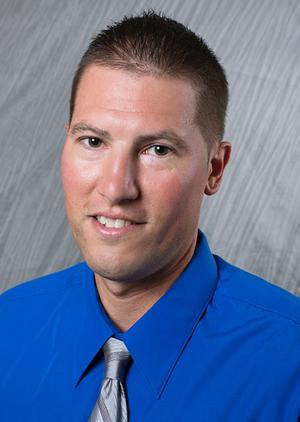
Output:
top-left (61, 65), bottom-right (223, 283)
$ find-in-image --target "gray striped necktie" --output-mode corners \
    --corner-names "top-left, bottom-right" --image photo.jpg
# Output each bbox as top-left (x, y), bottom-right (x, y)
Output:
top-left (89, 337), bottom-right (132, 422)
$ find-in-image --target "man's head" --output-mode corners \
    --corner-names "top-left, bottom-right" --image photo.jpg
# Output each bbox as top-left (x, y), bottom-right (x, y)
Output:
top-left (61, 10), bottom-right (231, 286)
top-left (69, 10), bottom-right (228, 148)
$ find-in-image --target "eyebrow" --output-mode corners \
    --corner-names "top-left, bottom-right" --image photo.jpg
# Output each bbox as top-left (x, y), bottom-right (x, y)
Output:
top-left (70, 123), bottom-right (111, 140)
top-left (69, 122), bottom-right (187, 150)
top-left (137, 130), bottom-right (187, 149)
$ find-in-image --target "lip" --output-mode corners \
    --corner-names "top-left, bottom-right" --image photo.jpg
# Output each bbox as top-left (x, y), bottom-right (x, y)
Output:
top-left (91, 215), bottom-right (145, 238)
top-left (90, 211), bottom-right (144, 225)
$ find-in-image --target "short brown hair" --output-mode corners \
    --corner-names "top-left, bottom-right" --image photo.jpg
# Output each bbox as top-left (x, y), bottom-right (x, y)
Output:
top-left (69, 10), bottom-right (228, 146)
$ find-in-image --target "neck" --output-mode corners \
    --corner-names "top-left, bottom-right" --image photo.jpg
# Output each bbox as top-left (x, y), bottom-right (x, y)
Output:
top-left (94, 235), bottom-right (198, 332)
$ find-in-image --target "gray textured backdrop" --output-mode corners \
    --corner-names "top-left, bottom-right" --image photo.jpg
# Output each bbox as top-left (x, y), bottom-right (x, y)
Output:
top-left (1, 0), bottom-right (299, 295)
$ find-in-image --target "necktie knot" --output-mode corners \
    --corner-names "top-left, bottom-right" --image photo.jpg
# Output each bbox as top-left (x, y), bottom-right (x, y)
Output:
top-left (103, 337), bottom-right (131, 383)
top-left (89, 337), bottom-right (131, 422)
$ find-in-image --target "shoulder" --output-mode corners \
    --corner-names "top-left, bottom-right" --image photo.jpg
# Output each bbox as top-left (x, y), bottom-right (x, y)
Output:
top-left (0, 262), bottom-right (93, 350)
top-left (214, 255), bottom-right (300, 326)
top-left (0, 263), bottom-right (95, 381)
top-left (0, 262), bottom-right (92, 305)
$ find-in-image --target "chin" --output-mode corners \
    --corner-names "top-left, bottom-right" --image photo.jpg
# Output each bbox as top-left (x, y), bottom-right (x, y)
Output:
top-left (85, 253), bottom-right (146, 283)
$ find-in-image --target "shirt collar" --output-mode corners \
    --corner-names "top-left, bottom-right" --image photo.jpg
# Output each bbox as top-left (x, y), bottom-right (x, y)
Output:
top-left (72, 266), bottom-right (113, 386)
top-left (123, 231), bottom-right (218, 398)
top-left (72, 231), bottom-right (218, 395)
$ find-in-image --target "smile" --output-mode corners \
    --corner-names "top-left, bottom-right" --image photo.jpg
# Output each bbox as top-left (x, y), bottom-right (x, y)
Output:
top-left (96, 215), bottom-right (133, 228)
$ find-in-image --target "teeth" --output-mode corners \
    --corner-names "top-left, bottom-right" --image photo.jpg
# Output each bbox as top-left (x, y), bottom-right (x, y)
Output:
top-left (115, 219), bottom-right (125, 228)
top-left (105, 217), bottom-right (115, 228)
top-left (96, 215), bottom-right (132, 228)
top-left (99, 216), bottom-right (106, 225)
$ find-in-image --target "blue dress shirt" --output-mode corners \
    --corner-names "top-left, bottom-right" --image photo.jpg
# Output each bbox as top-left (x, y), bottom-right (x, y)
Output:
top-left (1, 232), bottom-right (300, 421)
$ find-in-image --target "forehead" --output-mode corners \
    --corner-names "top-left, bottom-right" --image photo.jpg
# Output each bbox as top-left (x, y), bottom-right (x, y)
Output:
top-left (73, 65), bottom-right (198, 127)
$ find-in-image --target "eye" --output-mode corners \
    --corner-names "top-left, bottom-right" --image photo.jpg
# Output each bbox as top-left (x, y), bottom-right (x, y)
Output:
top-left (146, 145), bottom-right (172, 156)
top-left (81, 137), bottom-right (103, 148)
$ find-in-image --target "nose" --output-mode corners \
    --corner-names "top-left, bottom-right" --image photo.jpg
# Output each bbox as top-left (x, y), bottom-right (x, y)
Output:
top-left (97, 150), bottom-right (140, 205)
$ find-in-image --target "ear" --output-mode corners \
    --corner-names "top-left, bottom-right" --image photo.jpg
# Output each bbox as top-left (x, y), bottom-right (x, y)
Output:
top-left (64, 123), bottom-right (69, 133)
top-left (205, 141), bottom-right (231, 195)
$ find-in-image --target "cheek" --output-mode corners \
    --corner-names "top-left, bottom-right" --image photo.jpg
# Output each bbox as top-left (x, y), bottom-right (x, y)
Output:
top-left (144, 164), bottom-right (207, 220)
top-left (61, 148), bottom-right (96, 205)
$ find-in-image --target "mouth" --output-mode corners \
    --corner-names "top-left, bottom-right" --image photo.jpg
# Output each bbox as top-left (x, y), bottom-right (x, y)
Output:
top-left (91, 213), bottom-right (145, 238)
top-left (95, 215), bottom-right (136, 229)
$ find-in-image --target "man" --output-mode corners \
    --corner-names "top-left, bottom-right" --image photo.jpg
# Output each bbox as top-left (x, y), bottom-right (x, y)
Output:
top-left (0, 10), bottom-right (299, 422)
